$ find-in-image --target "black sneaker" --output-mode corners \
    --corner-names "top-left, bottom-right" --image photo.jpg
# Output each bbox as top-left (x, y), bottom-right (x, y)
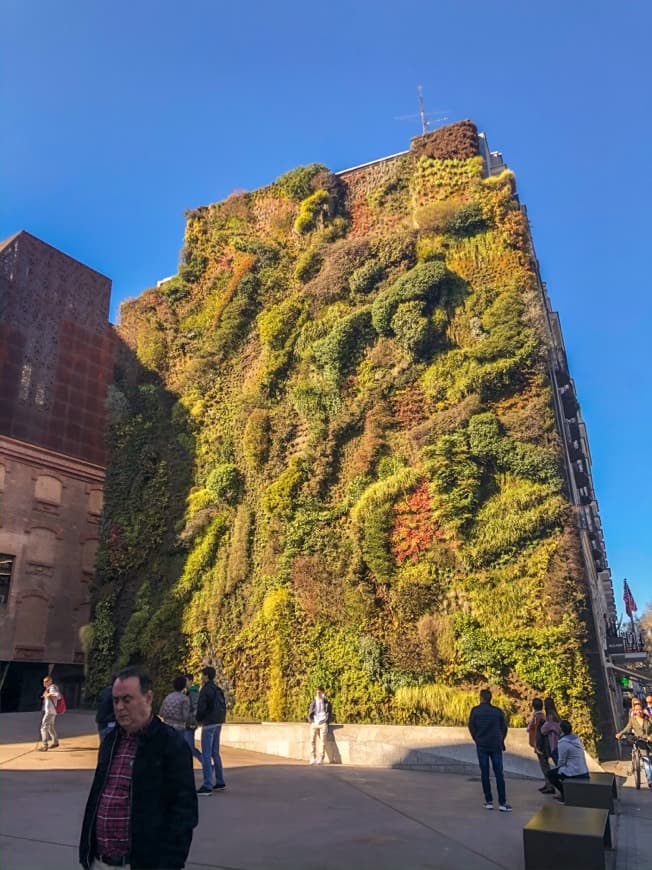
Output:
top-left (196, 786), bottom-right (213, 796)
top-left (499, 803), bottom-right (513, 812)
top-left (212, 784), bottom-right (226, 791)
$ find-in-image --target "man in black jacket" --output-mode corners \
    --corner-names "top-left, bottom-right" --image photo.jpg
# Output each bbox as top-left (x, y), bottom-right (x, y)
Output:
top-left (195, 666), bottom-right (227, 796)
top-left (79, 666), bottom-right (198, 869)
top-left (468, 688), bottom-right (512, 812)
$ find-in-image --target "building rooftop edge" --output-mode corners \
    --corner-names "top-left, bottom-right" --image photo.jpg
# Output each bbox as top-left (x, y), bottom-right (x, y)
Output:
top-left (0, 230), bottom-right (112, 284)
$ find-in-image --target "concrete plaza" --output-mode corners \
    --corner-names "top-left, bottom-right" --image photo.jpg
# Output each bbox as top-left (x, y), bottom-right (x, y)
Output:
top-left (1, 711), bottom-right (650, 870)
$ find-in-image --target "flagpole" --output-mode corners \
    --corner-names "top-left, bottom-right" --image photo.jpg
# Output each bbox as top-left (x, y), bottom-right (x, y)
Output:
top-left (624, 578), bottom-right (636, 645)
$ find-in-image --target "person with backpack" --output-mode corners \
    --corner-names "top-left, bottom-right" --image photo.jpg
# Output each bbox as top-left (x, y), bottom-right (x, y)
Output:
top-left (184, 674), bottom-right (203, 763)
top-left (38, 674), bottom-right (63, 751)
top-left (195, 666), bottom-right (226, 795)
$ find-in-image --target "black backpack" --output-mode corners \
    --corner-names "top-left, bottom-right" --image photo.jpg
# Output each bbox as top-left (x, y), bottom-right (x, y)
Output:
top-left (213, 685), bottom-right (227, 724)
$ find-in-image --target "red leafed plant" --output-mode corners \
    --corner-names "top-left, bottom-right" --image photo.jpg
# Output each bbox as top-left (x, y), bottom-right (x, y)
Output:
top-left (390, 483), bottom-right (438, 564)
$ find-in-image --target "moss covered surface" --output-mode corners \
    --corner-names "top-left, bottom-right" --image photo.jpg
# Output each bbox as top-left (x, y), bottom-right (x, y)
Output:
top-left (88, 122), bottom-right (599, 746)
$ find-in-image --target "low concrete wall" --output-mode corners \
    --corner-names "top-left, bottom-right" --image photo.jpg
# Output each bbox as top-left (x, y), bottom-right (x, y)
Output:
top-left (220, 722), bottom-right (603, 779)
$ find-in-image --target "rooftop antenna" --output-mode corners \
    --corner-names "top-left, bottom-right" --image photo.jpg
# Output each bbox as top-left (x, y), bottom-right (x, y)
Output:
top-left (418, 85), bottom-right (428, 135)
top-left (394, 85), bottom-right (448, 135)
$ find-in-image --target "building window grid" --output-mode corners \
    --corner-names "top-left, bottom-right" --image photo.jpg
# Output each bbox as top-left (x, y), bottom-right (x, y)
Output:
top-left (0, 554), bottom-right (15, 606)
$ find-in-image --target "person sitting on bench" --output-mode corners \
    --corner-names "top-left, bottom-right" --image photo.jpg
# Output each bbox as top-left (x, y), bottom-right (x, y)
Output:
top-left (545, 719), bottom-right (589, 802)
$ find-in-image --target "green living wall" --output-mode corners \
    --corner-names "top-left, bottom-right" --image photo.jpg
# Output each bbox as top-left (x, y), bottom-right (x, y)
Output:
top-left (86, 121), bottom-right (599, 746)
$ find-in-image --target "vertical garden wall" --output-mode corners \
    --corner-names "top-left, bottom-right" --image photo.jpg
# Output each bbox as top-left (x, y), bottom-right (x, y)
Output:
top-left (87, 121), bottom-right (600, 746)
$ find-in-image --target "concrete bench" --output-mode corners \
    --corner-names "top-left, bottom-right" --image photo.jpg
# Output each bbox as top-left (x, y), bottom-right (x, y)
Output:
top-left (523, 804), bottom-right (611, 870)
top-left (564, 772), bottom-right (618, 813)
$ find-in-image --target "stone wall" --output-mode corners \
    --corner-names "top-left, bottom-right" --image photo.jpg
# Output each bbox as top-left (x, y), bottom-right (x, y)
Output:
top-left (218, 722), bottom-right (603, 777)
top-left (0, 436), bottom-right (103, 671)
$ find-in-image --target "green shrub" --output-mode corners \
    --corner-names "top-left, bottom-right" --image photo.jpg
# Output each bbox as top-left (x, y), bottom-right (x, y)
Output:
top-left (294, 248), bottom-right (323, 283)
top-left (243, 409), bottom-right (271, 469)
top-left (447, 201), bottom-right (486, 236)
top-left (294, 190), bottom-right (330, 234)
top-left (424, 431), bottom-right (482, 531)
top-left (371, 261), bottom-right (450, 336)
top-left (390, 300), bottom-right (433, 358)
top-left (160, 275), bottom-right (190, 305)
top-left (275, 164), bottom-right (329, 200)
top-left (263, 457), bottom-right (308, 519)
top-left (393, 682), bottom-right (517, 725)
top-left (349, 260), bottom-right (384, 295)
top-left (466, 475), bottom-right (566, 566)
top-left (205, 463), bottom-right (243, 505)
top-left (313, 309), bottom-right (375, 386)
top-left (257, 297), bottom-right (305, 350)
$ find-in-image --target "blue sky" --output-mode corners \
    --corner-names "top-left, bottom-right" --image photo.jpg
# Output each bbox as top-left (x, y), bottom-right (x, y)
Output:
top-left (2, 2), bottom-right (650, 614)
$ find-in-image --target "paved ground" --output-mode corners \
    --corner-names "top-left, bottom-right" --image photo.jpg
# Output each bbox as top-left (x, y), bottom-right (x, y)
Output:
top-left (1, 711), bottom-right (650, 869)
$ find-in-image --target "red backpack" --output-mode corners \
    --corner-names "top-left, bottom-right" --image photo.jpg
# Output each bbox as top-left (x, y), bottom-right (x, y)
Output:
top-left (56, 695), bottom-right (67, 715)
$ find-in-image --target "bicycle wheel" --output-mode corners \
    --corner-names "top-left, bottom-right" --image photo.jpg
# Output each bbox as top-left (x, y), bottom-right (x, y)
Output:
top-left (634, 748), bottom-right (642, 790)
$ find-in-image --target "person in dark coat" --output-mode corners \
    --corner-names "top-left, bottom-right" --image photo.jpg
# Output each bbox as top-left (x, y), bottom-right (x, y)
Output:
top-left (195, 666), bottom-right (227, 795)
top-left (468, 688), bottom-right (512, 812)
top-left (95, 675), bottom-right (116, 742)
top-left (79, 666), bottom-right (198, 869)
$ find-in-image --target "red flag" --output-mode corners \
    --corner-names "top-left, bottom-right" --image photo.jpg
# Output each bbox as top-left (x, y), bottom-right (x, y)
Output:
top-left (623, 579), bottom-right (637, 617)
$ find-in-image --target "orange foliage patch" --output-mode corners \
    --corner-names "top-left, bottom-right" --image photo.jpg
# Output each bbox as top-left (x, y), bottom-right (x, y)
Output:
top-left (390, 483), bottom-right (439, 564)
top-left (211, 251), bottom-right (257, 331)
top-left (391, 383), bottom-right (429, 428)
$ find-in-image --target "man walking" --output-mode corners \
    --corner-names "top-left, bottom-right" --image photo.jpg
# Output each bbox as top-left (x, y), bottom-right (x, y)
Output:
top-left (79, 666), bottom-right (198, 869)
top-left (468, 689), bottom-right (512, 811)
top-left (307, 686), bottom-right (332, 765)
top-left (195, 666), bottom-right (227, 795)
top-left (38, 675), bottom-right (61, 751)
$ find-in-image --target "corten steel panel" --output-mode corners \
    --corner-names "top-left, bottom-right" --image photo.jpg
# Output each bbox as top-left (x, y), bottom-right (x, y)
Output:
top-left (523, 804), bottom-right (611, 870)
top-left (0, 232), bottom-right (113, 465)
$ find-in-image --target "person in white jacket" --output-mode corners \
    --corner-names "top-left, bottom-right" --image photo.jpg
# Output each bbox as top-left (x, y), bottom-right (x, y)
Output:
top-left (544, 719), bottom-right (589, 801)
top-left (38, 675), bottom-right (61, 751)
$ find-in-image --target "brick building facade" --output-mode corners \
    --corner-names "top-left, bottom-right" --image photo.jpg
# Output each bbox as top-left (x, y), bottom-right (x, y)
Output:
top-left (0, 231), bottom-right (113, 710)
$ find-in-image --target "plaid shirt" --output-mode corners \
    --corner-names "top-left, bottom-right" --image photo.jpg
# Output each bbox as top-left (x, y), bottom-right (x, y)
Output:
top-left (95, 729), bottom-right (138, 859)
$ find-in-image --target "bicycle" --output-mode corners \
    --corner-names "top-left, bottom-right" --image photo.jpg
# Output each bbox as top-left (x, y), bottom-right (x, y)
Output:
top-left (619, 735), bottom-right (652, 790)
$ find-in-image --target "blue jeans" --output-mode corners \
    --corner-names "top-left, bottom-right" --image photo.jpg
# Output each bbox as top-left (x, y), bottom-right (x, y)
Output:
top-left (201, 724), bottom-right (225, 789)
top-left (183, 728), bottom-right (203, 762)
top-left (476, 746), bottom-right (506, 805)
